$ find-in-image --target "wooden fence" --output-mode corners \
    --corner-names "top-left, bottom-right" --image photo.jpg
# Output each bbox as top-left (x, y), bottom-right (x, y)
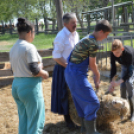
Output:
top-left (1, 32), bottom-right (134, 87)
top-left (0, 49), bottom-right (111, 87)
top-left (0, 49), bottom-right (55, 87)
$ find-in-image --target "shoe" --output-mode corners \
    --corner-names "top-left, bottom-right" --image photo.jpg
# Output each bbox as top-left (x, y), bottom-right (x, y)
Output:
top-left (128, 97), bottom-right (134, 122)
top-left (64, 114), bottom-right (80, 129)
top-left (83, 119), bottom-right (101, 134)
top-left (80, 117), bottom-right (86, 134)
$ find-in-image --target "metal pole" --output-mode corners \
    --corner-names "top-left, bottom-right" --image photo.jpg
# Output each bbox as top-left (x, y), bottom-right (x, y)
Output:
top-left (112, 0), bottom-right (114, 26)
top-left (132, 3), bottom-right (134, 22)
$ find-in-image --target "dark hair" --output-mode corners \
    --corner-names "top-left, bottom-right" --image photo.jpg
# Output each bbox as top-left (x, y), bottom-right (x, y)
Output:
top-left (95, 20), bottom-right (112, 33)
top-left (17, 17), bottom-right (34, 33)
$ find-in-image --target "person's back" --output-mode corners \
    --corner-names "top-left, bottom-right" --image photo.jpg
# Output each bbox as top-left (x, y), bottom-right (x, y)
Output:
top-left (10, 17), bottom-right (48, 134)
top-left (10, 39), bottom-right (41, 77)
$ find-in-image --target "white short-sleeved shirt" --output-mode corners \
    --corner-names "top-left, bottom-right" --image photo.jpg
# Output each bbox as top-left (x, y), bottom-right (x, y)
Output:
top-left (10, 39), bottom-right (42, 77)
top-left (52, 27), bottom-right (79, 61)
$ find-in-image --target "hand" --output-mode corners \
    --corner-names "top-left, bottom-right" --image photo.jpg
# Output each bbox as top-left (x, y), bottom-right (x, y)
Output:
top-left (108, 84), bottom-right (114, 93)
top-left (111, 80), bottom-right (121, 87)
top-left (95, 82), bottom-right (100, 90)
top-left (93, 75), bottom-right (100, 89)
top-left (65, 63), bottom-right (68, 68)
top-left (42, 70), bottom-right (49, 79)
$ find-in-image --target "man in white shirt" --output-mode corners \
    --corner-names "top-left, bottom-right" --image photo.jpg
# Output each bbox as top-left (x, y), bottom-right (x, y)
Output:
top-left (51, 13), bottom-right (79, 128)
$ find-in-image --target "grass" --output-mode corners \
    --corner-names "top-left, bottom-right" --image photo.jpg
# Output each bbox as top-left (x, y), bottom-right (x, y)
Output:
top-left (1, 30), bottom-right (134, 53)
top-left (0, 33), bottom-right (56, 52)
top-left (33, 33), bottom-right (55, 49)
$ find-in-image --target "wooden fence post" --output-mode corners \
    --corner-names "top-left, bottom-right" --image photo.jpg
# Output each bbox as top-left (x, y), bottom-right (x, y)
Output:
top-left (44, 17), bottom-right (48, 34)
top-left (1, 21), bottom-right (5, 34)
top-left (9, 20), bottom-right (12, 35)
top-left (118, 14), bottom-right (120, 26)
top-left (124, 7), bottom-right (129, 32)
top-left (52, 19), bottom-right (56, 33)
top-left (132, 3), bottom-right (134, 22)
top-left (124, 7), bottom-right (128, 23)
top-left (104, 9), bottom-right (108, 20)
top-left (35, 18), bottom-right (38, 34)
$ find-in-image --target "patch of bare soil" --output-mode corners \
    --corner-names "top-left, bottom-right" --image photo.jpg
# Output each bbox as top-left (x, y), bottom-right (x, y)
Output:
top-left (0, 41), bottom-right (12, 46)
top-left (0, 72), bottom-right (134, 134)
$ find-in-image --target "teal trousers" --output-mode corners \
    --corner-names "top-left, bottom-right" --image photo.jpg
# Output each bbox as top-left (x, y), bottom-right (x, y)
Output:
top-left (12, 77), bottom-right (45, 134)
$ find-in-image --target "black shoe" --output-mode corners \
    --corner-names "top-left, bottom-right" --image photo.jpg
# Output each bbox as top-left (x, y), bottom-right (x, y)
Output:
top-left (64, 114), bottom-right (80, 129)
top-left (84, 120), bottom-right (100, 134)
top-left (66, 121), bottom-right (78, 129)
top-left (128, 98), bottom-right (134, 122)
top-left (80, 117), bottom-right (86, 134)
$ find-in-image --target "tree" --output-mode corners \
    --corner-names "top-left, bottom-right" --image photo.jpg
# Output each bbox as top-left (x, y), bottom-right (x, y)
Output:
top-left (1, 0), bottom-right (134, 26)
top-left (54, 0), bottom-right (63, 31)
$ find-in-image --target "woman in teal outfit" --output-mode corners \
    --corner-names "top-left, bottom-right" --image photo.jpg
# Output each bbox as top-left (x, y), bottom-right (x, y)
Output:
top-left (10, 18), bottom-right (49, 134)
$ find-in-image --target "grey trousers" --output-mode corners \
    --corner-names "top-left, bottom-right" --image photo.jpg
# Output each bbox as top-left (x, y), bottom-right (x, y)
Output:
top-left (120, 65), bottom-right (134, 99)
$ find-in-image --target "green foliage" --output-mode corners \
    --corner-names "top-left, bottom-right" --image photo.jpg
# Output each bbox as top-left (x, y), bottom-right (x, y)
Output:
top-left (0, 0), bottom-right (56, 21)
top-left (0, 0), bottom-right (134, 24)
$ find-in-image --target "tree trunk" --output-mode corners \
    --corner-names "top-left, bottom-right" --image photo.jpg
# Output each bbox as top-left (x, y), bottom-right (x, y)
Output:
top-left (75, 7), bottom-right (84, 31)
top-left (54, 0), bottom-right (63, 31)
top-left (102, 0), bottom-right (109, 7)
top-left (44, 17), bottom-right (48, 34)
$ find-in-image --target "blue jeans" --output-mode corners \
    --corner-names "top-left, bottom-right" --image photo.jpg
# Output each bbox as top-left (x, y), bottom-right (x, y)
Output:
top-left (12, 77), bottom-right (45, 134)
top-left (120, 65), bottom-right (134, 99)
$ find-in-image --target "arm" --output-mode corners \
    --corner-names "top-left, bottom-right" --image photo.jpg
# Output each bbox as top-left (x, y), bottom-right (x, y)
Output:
top-left (110, 52), bottom-right (116, 81)
top-left (108, 53), bottom-right (122, 92)
top-left (26, 46), bottom-right (49, 79)
top-left (87, 40), bottom-right (100, 89)
top-left (110, 63), bottom-right (133, 89)
top-left (89, 57), bottom-right (100, 89)
top-left (52, 33), bottom-right (66, 67)
top-left (36, 69), bottom-right (49, 79)
top-left (53, 57), bottom-right (67, 68)
top-left (29, 62), bottom-right (49, 79)
top-left (110, 53), bottom-right (133, 90)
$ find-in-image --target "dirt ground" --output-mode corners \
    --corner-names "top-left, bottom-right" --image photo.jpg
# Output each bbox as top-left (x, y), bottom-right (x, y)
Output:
top-left (1, 71), bottom-right (134, 134)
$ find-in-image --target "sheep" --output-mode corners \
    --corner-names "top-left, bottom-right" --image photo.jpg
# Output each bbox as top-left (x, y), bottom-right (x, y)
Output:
top-left (68, 89), bottom-right (129, 134)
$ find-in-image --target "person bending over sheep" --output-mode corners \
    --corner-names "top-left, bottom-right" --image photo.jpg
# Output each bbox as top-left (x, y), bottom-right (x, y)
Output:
top-left (109, 39), bottom-right (134, 122)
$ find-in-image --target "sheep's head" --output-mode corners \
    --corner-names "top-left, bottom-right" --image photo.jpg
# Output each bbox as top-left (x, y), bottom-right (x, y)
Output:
top-left (97, 95), bottom-right (129, 124)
